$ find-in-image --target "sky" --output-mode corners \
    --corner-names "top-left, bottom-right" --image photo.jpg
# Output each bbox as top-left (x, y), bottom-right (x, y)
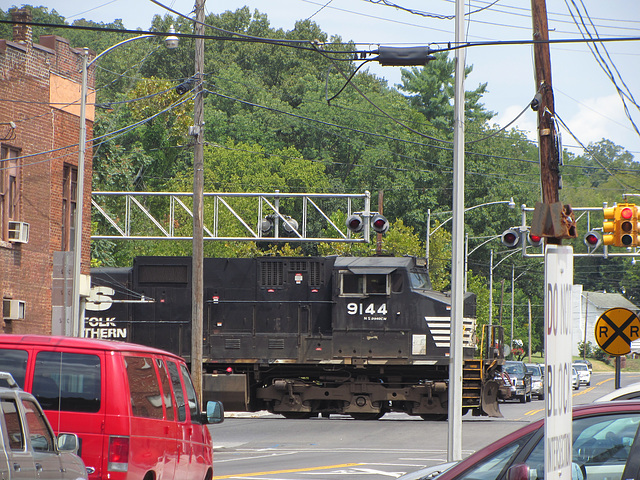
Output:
top-left (9, 0), bottom-right (640, 157)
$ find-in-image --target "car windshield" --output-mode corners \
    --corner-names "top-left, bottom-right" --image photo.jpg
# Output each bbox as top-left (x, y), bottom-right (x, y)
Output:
top-left (526, 365), bottom-right (541, 375)
top-left (574, 364), bottom-right (588, 371)
top-left (505, 363), bottom-right (525, 375)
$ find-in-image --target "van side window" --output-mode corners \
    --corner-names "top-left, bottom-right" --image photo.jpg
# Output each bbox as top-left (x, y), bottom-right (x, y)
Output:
top-left (0, 349), bottom-right (28, 387)
top-left (156, 359), bottom-right (175, 421)
top-left (33, 351), bottom-right (101, 413)
top-left (1, 398), bottom-right (24, 450)
top-left (125, 356), bottom-right (163, 420)
top-left (180, 364), bottom-right (200, 423)
top-left (22, 399), bottom-right (55, 452)
top-left (167, 361), bottom-right (187, 422)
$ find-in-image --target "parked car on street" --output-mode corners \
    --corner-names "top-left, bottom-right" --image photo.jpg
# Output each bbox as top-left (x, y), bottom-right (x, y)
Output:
top-left (503, 360), bottom-right (532, 403)
top-left (596, 382), bottom-right (640, 402)
top-left (0, 334), bottom-right (224, 480)
top-left (0, 371), bottom-right (88, 480)
top-left (396, 401), bottom-right (640, 480)
top-left (573, 362), bottom-right (591, 386)
top-left (524, 363), bottom-right (544, 400)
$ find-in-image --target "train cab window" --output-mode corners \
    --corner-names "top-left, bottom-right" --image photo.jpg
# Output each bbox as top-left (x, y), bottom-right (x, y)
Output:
top-left (340, 272), bottom-right (389, 296)
top-left (391, 273), bottom-right (403, 293)
top-left (342, 272), bottom-right (363, 294)
top-left (409, 272), bottom-right (430, 290)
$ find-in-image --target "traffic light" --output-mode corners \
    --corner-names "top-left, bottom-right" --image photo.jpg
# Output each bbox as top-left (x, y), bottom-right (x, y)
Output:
top-left (603, 203), bottom-right (639, 247)
top-left (501, 228), bottom-right (520, 248)
top-left (371, 214), bottom-right (389, 234)
top-left (345, 214), bottom-right (364, 233)
top-left (583, 230), bottom-right (602, 249)
top-left (527, 231), bottom-right (543, 247)
top-left (618, 204), bottom-right (639, 247)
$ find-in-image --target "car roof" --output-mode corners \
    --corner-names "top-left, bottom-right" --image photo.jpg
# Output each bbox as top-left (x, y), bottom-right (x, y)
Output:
top-left (595, 382), bottom-right (640, 402)
top-left (0, 334), bottom-right (184, 360)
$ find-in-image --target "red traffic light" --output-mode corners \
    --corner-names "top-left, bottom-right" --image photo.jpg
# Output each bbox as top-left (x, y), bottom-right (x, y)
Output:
top-left (621, 207), bottom-right (633, 220)
top-left (345, 214), bottom-right (364, 233)
top-left (527, 232), bottom-right (543, 247)
top-left (501, 228), bottom-right (520, 248)
top-left (371, 214), bottom-right (389, 234)
top-left (583, 230), bottom-right (602, 248)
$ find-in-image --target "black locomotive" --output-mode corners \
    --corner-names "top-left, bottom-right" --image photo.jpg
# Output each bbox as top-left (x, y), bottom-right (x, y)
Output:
top-left (89, 255), bottom-right (504, 419)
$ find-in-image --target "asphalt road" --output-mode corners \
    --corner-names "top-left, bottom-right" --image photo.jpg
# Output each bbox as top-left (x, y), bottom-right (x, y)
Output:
top-left (210, 372), bottom-right (640, 480)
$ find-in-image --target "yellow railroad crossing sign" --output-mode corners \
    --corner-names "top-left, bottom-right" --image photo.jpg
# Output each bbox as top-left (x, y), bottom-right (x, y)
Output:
top-left (595, 307), bottom-right (640, 356)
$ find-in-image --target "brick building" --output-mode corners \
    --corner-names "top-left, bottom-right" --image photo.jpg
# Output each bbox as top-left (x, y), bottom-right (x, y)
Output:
top-left (0, 8), bottom-right (93, 335)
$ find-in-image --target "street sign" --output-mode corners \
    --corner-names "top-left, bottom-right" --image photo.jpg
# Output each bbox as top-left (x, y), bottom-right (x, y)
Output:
top-left (544, 245), bottom-right (574, 480)
top-left (595, 307), bottom-right (640, 356)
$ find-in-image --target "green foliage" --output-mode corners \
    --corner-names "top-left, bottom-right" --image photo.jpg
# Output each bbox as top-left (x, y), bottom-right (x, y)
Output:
top-left (8, 5), bottom-right (638, 357)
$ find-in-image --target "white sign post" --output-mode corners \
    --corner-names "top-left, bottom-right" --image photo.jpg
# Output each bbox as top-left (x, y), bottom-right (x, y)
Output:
top-left (544, 245), bottom-right (574, 480)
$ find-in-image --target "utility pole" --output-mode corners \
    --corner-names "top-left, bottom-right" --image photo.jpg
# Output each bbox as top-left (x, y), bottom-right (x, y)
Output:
top-left (531, 0), bottom-right (559, 206)
top-left (530, 0), bottom-right (576, 242)
top-left (192, 0), bottom-right (205, 403)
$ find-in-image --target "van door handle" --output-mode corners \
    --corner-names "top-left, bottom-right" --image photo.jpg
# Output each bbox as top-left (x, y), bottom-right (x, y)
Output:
top-left (13, 463), bottom-right (21, 472)
top-left (35, 463), bottom-right (43, 472)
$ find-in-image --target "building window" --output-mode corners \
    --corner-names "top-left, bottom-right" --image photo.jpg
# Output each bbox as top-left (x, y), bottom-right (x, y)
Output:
top-left (62, 164), bottom-right (77, 251)
top-left (0, 145), bottom-right (20, 242)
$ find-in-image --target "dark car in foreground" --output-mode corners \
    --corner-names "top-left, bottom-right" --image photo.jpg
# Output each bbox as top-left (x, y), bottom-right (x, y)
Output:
top-left (397, 401), bottom-right (640, 480)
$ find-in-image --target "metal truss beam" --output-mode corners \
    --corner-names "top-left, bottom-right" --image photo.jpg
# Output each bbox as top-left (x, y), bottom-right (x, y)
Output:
top-left (91, 190), bottom-right (375, 243)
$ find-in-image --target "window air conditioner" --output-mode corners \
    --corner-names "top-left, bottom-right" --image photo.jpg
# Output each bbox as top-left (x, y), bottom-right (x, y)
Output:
top-left (2, 299), bottom-right (25, 320)
top-left (7, 221), bottom-right (29, 243)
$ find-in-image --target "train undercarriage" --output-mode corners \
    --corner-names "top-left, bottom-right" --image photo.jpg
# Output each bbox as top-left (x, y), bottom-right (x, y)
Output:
top-left (203, 359), bottom-right (502, 420)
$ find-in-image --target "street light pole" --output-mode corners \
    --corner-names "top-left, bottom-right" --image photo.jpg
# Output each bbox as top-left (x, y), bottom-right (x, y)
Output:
top-left (73, 32), bottom-right (178, 337)
top-left (448, 0), bottom-right (466, 462)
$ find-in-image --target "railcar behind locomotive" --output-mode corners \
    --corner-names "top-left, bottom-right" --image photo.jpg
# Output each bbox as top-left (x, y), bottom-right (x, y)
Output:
top-left (89, 255), bottom-right (504, 419)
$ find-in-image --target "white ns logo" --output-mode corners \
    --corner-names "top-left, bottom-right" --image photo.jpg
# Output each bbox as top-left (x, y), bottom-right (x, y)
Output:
top-left (86, 286), bottom-right (114, 311)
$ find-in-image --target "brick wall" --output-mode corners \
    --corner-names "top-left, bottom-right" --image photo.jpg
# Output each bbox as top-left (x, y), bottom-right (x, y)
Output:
top-left (0, 8), bottom-right (93, 334)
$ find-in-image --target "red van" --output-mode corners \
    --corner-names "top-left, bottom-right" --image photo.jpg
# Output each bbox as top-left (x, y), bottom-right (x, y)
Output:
top-left (0, 334), bottom-right (224, 480)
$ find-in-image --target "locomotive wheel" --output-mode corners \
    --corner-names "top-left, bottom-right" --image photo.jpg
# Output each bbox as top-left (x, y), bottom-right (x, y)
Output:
top-left (280, 412), bottom-right (313, 419)
top-left (349, 412), bottom-right (384, 420)
top-left (420, 414), bottom-right (447, 421)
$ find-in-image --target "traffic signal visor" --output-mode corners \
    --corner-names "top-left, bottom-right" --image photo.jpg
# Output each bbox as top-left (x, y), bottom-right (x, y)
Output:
top-left (501, 228), bottom-right (520, 248)
top-left (371, 214), bottom-right (390, 234)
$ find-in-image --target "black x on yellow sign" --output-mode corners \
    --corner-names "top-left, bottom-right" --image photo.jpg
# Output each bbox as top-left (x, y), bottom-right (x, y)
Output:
top-left (595, 307), bottom-right (640, 356)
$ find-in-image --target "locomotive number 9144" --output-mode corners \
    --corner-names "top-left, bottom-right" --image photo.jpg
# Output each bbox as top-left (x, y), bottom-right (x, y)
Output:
top-left (346, 302), bottom-right (388, 320)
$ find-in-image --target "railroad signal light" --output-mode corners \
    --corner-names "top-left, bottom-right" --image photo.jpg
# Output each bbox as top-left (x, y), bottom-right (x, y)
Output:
top-left (527, 231), bottom-right (543, 247)
top-left (583, 230), bottom-right (602, 249)
top-left (282, 216), bottom-right (299, 234)
top-left (501, 228), bottom-right (520, 248)
top-left (370, 214), bottom-right (390, 234)
top-left (345, 214), bottom-right (364, 233)
top-left (258, 217), bottom-right (273, 235)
